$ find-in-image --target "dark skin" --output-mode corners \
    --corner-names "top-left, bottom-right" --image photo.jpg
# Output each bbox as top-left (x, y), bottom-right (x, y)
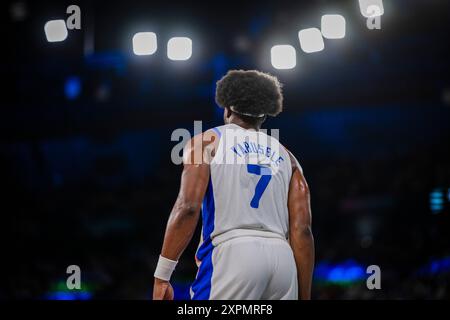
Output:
top-left (153, 107), bottom-right (314, 300)
top-left (153, 131), bottom-right (215, 300)
top-left (287, 151), bottom-right (314, 300)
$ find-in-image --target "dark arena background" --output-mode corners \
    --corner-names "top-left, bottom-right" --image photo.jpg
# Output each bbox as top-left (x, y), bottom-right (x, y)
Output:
top-left (2, 0), bottom-right (450, 300)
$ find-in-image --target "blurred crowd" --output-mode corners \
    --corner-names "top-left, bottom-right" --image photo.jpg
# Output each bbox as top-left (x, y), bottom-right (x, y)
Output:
top-left (3, 142), bottom-right (449, 300)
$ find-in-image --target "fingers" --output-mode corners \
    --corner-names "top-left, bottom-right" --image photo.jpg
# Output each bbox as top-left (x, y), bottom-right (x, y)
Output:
top-left (164, 284), bottom-right (174, 300)
top-left (153, 283), bottom-right (167, 300)
top-left (153, 278), bottom-right (175, 300)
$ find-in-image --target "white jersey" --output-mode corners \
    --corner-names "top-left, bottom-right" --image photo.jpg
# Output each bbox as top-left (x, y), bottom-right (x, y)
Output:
top-left (207, 123), bottom-right (292, 245)
top-left (191, 123), bottom-right (296, 300)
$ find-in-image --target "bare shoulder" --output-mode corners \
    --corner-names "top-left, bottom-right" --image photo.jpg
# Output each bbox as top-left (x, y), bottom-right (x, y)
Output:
top-left (183, 129), bottom-right (220, 165)
top-left (202, 129), bottom-right (220, 147)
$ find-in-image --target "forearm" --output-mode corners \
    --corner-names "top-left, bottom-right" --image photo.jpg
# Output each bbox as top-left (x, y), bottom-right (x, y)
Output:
top-left (160, 205), bottom-right (200, 261)
top-left (290, 228), bottom-right (315, 300)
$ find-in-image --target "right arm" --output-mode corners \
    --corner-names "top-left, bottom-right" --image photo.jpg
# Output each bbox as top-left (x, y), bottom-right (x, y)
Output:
top-left (287, 152), bottom-right (315, 300)
top-left (153, 130), bottom-right (219, 300)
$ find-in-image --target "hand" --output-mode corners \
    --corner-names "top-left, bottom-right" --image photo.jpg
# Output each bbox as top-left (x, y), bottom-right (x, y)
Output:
top-left (153, 278), bottom-right (174, 300)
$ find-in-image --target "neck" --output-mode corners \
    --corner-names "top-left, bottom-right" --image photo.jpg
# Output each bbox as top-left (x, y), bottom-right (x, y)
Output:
top-left (229, 114), bottom-right (261, 131)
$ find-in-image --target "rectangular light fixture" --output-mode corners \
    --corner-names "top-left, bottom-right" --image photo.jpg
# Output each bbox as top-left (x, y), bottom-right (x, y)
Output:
top-left (298, 28), bottom-right (324, 53)
top-left (271, 45), bottom-right (296, 70)
top-left (132, 32), bottom-right (157, 56)
top-left (321, 14), bottom-right (346, 39)
top-left (44, 20), bottom-right (68, 42)
top-left (167, 37), bottom-right (192, 61)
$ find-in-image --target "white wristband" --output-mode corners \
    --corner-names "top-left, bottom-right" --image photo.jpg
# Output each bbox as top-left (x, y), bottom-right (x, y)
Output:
top-left (154, 255), bottom-right (178, 281)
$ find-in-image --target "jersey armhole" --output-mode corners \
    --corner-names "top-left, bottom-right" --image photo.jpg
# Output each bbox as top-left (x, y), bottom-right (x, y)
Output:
top-left (206, 127), bottom-right (222, 163)
top-left (212, 127), bottom-right (222, 138)
top-left (282, 145), bottom-right (301, 179)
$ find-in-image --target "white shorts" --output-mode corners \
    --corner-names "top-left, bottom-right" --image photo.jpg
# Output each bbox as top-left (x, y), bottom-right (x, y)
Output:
top-left (191, 236), bottom-right (298, 300)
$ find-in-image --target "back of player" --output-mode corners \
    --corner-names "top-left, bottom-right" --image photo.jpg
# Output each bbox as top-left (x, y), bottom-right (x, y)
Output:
top-left (153, 70), bottom-right (313, 301)
top-left (191, 123), bottom-right (298, 299)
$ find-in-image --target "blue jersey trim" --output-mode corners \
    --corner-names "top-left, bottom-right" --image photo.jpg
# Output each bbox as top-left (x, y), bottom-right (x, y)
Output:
top-left (191, 177), bottom-right (215, 300)
top-left (212, 127), bottom-right (222, 138)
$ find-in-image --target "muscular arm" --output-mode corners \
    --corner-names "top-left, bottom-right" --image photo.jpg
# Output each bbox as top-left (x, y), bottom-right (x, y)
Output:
top-left (153, 131), bottom-right (217, 299)
top-left (287, 152), bottom-right (315, 300)
top-left (160, 161), bottom-right (210, 261)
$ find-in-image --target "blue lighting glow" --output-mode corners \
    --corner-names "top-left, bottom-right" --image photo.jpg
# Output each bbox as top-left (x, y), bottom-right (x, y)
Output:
top-left (430, 191), bottom-right (442, 198)
top-left (314, 260), bottom-right (365, 285)
top-left (429, 188), bottom-right (445, 214)
top-left (46, 291), bottom-right (92, 300)
top-left (84, 51), bottom-right (126, 73)
top-left (431, 204), bottom-right (442, 211)
top-left (64, 76), bottom-right (81, 100)
top-left (417, 256), bottom-right (450, 276)
top-left (430, 198), bottom-right (444, 205)
top-left (45, 280), bottom-right (94, 300)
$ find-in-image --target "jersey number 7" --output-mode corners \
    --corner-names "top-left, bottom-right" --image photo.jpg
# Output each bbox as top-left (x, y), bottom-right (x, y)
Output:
top-left (247, 164), bottom-right (272, 209)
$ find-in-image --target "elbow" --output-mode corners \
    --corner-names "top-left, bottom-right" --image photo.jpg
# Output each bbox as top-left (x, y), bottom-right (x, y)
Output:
top-left (300, 226), bottom-right (314, 239)
top-left (172, 200), bottom-right (201, 220)
top-left (179, 203), bottom-right (201, 217)
top-left (289, 225), bottom-right (314, 251)
top-left (290, 223), bottom-right (313, 241)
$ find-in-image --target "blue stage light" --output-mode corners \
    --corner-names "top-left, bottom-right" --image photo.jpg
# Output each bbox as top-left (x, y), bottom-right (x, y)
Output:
top-left (429, 188), bottom-right (444, 214)
top-left (64, 76), bottom-right (81, 100)
top-left (46, 291), bottom-right (92, 300)
top-left (314, 260), bottom-right (366, 285)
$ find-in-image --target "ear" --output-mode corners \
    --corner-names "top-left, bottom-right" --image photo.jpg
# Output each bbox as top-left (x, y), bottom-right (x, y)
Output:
top-left (224, 107), bottom-right (232, 119)
top-left (226, 108), bottom-right (233, 118)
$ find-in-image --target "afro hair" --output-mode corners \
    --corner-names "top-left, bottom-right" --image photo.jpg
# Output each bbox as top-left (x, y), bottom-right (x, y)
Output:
top-left (215, 70), bottom-right (283, 117)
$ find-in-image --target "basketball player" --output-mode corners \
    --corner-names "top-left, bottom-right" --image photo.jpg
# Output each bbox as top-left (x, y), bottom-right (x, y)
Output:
top-left (153, 70), bottom-right (314, 300)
